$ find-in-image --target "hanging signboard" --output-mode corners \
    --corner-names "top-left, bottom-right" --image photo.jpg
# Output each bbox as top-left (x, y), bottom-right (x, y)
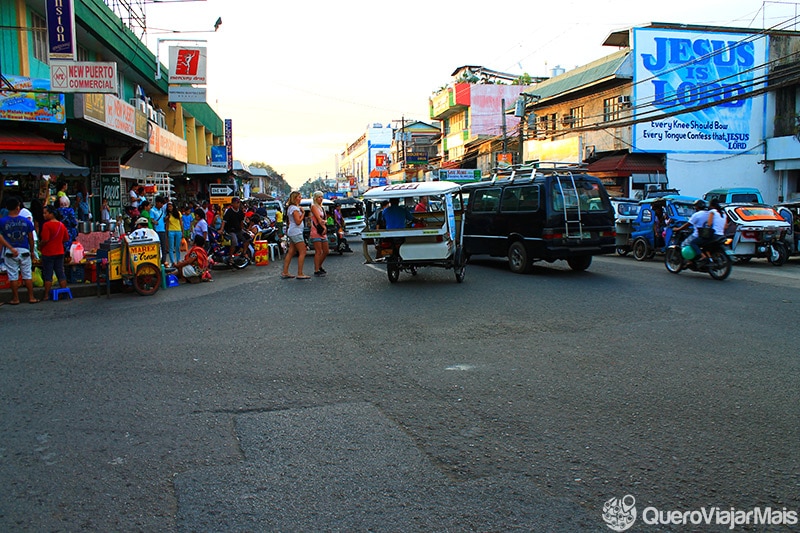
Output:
top-left (168, 46), bottom-right (207, 84)
top-left (0, 76), bottom-right (65, 124)
top-left (46, 0), bottom-right (76, 61)
top-left (168, 86), bottom-right (207, 103)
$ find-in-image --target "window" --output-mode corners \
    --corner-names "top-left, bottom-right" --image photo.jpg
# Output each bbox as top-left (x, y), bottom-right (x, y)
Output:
top-left (471, 188), bottom-right (502, 212)
top-left (603, 97), bottom-right (622, 122)
top-left (568, 106), bottom-right (584, 128)
top-left (501, 185), bottom-right (540, 212)
top-left (551, 181), bottom-right (606, 212)
top-left (77, 45), bottom-right (90, 62)
top-left (31, 12), bottom-right (48, 64)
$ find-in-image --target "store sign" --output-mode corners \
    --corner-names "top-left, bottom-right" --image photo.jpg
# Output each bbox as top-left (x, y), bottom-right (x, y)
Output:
top-left (46, 0), bottom-right (76, 61)
top-left (0, 76), bottom-right (65, 124)
top-left (168, 46), bottom-right (207, 84)
top-left (632, 27), bottom-right (767, 154)
top-left (224, 119), bottom-right (233, 172)
top-left (168, 86), bottom-right (207, 103)
top-left (148, 125), bottom-right (188, 163)
top-left (210, 145), bottom-right (227, 168)
top-left (437, 169), bottom-right (482, 182)
top-left (99, 157), bottom-right (120, 175)
top-left (50, 61), bottom-right (118, 93)
top-left (406, 151), bottom-right (428, 165)
top-left (100, 175), bottom-right (121, 209)
top-left (74, 93), bottom-right (147, 142)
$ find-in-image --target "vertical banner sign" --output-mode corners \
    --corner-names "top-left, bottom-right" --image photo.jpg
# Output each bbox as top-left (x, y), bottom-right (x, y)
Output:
top-left (46, 0), bottom-right (77, 61)
top-left (224, 119), bottom-right (233, 172)
top-left (632, 27), bottom-right (767, 154)
top-left (168, 47), bottom-right (208, 84)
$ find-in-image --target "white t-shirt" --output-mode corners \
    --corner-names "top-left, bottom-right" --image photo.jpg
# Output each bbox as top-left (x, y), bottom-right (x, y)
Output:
top-left (129, 189), bottom-right (139, 207)
top-left (192, 218), bottom-right (208, 237)
top-left (711, 210), bottom-right (726, 235)
top-left (286, 205), bottom-right (303, 237)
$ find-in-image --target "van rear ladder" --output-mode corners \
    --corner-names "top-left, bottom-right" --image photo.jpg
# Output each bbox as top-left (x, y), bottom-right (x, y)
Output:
top-left (554, 172), bottom-right (584, 241)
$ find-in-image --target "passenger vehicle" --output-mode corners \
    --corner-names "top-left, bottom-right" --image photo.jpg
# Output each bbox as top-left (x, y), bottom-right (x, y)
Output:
top-left (722, 203), bottom-right (791, 265)
top-left (610, 197), bottom-right (641, 256)
top-left (775, 200), bottom-right (800, 256)
top-left (261, 200), bottom-right (283, 221)
top-left (617, 195), bottom-right (699, 260)
top-left (361, 181), bottom-right (466, 283)
top-left (704, 188), bottom-right (764, 204)
top-left (333, 198), bottom-right (366, 235)
top-left (461, 164), bottom-right (616, 273)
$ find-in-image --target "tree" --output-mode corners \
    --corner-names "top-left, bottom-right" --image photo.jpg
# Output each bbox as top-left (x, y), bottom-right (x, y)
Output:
top-left (249, 161), bottom-right (291, 197)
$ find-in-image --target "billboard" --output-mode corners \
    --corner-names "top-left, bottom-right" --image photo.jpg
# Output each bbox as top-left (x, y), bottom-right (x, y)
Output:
top-left (50, 61), bottom-right (118, 93)
top-left (632, 27), bottom-right (767, 154)
top-left (0, 76), bottom-right (64, 123)
top-left (46, 0), bottom-right (76, 60)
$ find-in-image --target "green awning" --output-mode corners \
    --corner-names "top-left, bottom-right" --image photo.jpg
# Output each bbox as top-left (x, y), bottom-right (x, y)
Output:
top-left (0, 152), bottom-right (90, 177)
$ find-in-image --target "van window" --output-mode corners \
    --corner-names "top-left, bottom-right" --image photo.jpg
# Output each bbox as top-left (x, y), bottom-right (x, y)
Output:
top-left (501, 185), bottom-right (539, 212)
top-left (471, 188), bottom-right (501, 212)
top-left (551, 180), bottom-right (606, 212)
top-left (730, 193), bottom-right (759, 203)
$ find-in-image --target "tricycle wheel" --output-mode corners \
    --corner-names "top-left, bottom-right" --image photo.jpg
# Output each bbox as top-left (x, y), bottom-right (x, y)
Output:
top-left (768, 242), bottom-right (788, 266)
top-left (632, 237), bottom-right (650, 261)
top-left (387, 260), bottom-right (400, 283)
top-left (508, 241), bottom-right (531, 274)
top-left (454, 246), bottom-right (466, 283)
top-left (134, 263), bottom-right (161, 296)
top-left (616, 247), bottom-right (629, 256)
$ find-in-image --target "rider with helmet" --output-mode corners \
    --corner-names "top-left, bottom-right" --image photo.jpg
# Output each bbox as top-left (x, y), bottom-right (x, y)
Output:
top-left (677, 199), bottom-right (718, 263)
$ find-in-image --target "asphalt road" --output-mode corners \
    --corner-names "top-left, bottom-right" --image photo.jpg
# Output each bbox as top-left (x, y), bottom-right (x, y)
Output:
top-left (1, 246), bottom-right (798, 531)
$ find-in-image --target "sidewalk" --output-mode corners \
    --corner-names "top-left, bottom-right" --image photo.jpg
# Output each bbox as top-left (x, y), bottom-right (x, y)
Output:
top-left (0, 278), bottom-right (115, 305)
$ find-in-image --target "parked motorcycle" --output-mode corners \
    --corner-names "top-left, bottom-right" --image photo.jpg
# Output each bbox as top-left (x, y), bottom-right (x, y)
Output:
top-left (208, 231), bottom-right (250, 270)
top-left (664, 228), bottom-right (732, 280)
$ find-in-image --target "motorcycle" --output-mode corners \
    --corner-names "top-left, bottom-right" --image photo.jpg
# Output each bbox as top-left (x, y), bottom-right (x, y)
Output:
top-left (664, 228), bottom-right (732, 280)
top-left (208, 230), bottom-right (251, 270)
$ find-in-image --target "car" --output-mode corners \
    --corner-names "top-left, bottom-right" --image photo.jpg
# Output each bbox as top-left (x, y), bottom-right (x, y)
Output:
top-left (704, 187), bottom-right (764, 204)
top-left (461, 165), bottom-right (616, 273)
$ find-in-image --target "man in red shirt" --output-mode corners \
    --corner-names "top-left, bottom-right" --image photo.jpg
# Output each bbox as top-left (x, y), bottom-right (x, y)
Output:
top-left (38, 204), bottom-right (70, 300)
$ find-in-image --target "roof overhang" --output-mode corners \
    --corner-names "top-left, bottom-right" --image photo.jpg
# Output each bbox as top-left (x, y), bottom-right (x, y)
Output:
top-left (0, 152), bottom-right (90, 176)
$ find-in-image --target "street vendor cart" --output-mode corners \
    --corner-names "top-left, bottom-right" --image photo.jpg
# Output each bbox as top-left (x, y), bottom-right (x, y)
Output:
top-left (122, 228), bottom-right (162, 295)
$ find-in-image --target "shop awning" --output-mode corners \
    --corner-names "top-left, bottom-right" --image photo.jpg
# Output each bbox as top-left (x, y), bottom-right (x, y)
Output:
top-left (587, 153), bottom-right (665, 174)
top-left (0, 131), bottom-right (65, 152)
top-left (186, 163), bottom-right (228, 176)
top-left (0, 152), bottom-right (90, 177)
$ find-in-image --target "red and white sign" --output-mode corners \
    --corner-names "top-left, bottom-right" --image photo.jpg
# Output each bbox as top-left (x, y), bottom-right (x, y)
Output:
top-left (168, 46), bottom-right (207, 84)
top-left (50, 61), bottom-right (118, 93)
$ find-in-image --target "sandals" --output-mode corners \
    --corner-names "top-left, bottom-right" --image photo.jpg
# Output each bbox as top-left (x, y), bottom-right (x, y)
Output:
top-left (280, 274), bottom-right (295, 279)
top-left (296, 275), bottom-right (311, 280)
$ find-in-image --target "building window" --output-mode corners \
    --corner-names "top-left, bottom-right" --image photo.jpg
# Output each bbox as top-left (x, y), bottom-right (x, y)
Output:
top-left (31, 12), bottom-right (48, 64)
top-left (604, 97), bottom-right (622, 122)
top-left (77, 45), bottom-right (90, 62)
top-left (568, 106), bottom-right (584, 128)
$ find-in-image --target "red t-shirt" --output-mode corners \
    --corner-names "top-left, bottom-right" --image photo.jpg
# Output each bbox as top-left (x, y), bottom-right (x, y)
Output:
top-left (40, 219), bottom-right (69, 256)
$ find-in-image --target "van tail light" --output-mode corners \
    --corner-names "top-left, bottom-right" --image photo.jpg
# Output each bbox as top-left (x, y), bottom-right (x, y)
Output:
top-left (436, 235), bottom-right (443, 242)
top-left (542, 229), bottom-right (563, 240)
top-left (600, 230), bottom-right (616, 238)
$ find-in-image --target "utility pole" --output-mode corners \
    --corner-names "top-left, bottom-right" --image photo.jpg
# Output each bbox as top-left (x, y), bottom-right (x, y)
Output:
top-left (502, 98), bottom-right (507, 155)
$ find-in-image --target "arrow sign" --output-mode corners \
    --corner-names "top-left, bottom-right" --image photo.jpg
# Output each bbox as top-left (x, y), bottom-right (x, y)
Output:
top-left (209, 184), bottom-right (235, 196)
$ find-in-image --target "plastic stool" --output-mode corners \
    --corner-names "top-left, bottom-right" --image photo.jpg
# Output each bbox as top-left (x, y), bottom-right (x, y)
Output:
top-left (268, 243), bottom-right (281, 261)
top-left (50, 287), bottom-right (73, 301)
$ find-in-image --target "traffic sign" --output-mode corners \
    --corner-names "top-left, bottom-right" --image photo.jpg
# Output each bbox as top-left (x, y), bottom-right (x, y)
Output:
top-left (209, 184), bottom-right (235, 196)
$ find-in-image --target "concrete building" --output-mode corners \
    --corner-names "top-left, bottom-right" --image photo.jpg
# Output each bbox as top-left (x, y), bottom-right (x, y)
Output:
top-left (337, 123), bottom-right (392, 194)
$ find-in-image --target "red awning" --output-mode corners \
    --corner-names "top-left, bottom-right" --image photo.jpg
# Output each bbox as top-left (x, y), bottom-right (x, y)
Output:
top-left (588, 153), bottom-right (664, 174)
top-left (0, 131), bottom-right (65, 152)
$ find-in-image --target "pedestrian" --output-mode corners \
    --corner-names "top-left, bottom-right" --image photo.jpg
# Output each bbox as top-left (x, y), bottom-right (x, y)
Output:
top-left (205, 202), bottom-right (215, 228)
top-left (57, 195), bottom-right (78, 257)
top-left (173, 234), bottom-right (210, 283)
top-left (100, 198), bottom-right (111, 224)
top-left (149, 195), bottom-right (169, 264)
top-left (76, 191), bottom-right (91, 222)
top-left (39, 204), bottom-right (69, 300)
top-left (128, 184), bottom-right (141, 207)
top-left (0, 197), bottom-right (39, 304)
top-left (211, 203), bottom-right (222, 232)
top-left (181, 205), bottom-right (194, 241)
top-left (166, 201), bottom-right (183, 266)
top-left (139, 199), bottom-right (152, 228)
top-left (310, 191), bottom-right (329, 277)
top-left (192, 208), bottom-right (209, 242)
top-left (281, 191), bottom-right (310, 280)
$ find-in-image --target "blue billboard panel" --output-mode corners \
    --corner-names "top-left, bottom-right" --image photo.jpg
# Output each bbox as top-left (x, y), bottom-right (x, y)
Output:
top-left (632, 28), bottom-right (767, 154)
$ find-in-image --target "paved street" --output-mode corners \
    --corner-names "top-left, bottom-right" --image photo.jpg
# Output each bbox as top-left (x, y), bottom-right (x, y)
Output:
top-left (1, 248), bottom-right (799, 531)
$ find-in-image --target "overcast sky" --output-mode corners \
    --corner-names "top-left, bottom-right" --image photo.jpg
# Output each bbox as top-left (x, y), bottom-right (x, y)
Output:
top-left (142, 0), bottom-right (796, 187)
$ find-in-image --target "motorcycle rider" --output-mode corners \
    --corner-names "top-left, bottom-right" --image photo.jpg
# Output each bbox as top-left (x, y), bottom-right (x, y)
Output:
top-left (218, 197), bottom-right (248, 263)
top-left (677, 199), bottom-right (717, 264)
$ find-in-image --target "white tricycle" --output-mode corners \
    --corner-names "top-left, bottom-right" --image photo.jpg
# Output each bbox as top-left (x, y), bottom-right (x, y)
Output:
top-left (361, 181), bottom-right (467, 283)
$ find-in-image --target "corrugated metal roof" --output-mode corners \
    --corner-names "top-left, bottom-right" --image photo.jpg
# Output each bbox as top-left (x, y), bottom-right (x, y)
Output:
top-left (524, 49), bottom-right (632, 102)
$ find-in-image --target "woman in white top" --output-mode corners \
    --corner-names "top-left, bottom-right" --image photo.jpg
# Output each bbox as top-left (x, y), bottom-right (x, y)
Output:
top-left (281, 191), bottom-right (310, 279)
